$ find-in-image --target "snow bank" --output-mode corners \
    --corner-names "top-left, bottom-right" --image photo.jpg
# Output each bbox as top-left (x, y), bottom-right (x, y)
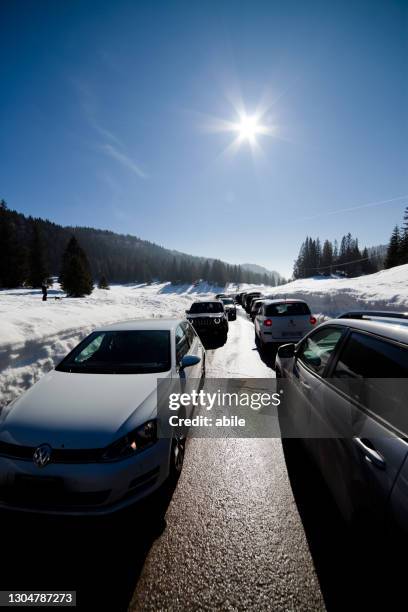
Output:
top-left (235, 264), bottom-right (408, 317)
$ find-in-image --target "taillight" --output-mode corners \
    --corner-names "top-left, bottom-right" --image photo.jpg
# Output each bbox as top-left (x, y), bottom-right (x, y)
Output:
top-left (264, 319), bottom-right (272, 327)
top-left (310, 316), bottom-right (317, 325)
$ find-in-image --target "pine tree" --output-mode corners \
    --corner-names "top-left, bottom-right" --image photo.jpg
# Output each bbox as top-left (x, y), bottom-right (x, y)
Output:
top-left (98, 275), bottom-right (110, 289)
top-left (28, 222), bottom-right (49, 288)
top-left (321, 240), bottom-right (333, 275)
top-left (400, 206), bottom-right (408, 265)
top-left (59, 236), bottom-right (93, 297)
top-left (384, 226), bottom-right (401, 269)
top-left (0, 205), bottom-right (28, 287)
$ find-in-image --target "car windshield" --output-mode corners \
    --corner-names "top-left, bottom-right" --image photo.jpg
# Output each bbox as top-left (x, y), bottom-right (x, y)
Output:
top-left (221, 299), bottom-right (234, 305)
top-left (55, 330), bottom-right (171, 374)
top-left (189, 302), bottom-right (224, 313)
top-left (264, 302), bottom-right (311, 317)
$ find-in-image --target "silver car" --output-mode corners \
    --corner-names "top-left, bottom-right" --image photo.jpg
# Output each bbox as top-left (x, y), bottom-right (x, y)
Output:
top-left (254, 299), bottom-right (317, 349)
top-left (275, 311), bottom-right (408, 536)
top-left (0, 319), bottom-right (205, 515)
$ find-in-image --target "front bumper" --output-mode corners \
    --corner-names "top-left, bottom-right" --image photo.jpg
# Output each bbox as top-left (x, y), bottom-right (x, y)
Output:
top-left (188, 319), bottom-right (228, 335)
top-left (0, 438), bottom-right (171, 516)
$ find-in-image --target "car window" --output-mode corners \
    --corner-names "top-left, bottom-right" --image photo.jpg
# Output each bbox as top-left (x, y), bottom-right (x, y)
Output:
top-left (333, 332), bottom-right (408, 378)
top-left (297, 327), bottom-right (343, 376)
top-left (175, 325), bottom-right (190, 363)
top-left (182, 321), bottom-right (196, 346)
top-left (332, 332), bottom-right (408, 432)
top-left (189, 302), bottom-right (224, 313)
top-left (221, 299), bottom-right (234, 305)
top-left (56, 330), bottom-right (171, 374)
top-left (264, 302), bottom-right (311, 317)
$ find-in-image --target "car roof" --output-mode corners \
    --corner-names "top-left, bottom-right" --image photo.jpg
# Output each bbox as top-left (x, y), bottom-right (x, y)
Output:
top-left (192, 299), bottom-right (222, 303)
top-left (94, 318), bottom-right (183, 332)
top-left (322, 317), bottom-right (408, 345)
top-left (262, 298), bottom-right (309, 305)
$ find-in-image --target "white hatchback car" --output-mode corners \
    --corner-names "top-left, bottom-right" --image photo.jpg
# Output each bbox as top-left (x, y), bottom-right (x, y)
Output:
top-left (254, 299), bottom-right (316, 349)
top-left (0, 319), bottom-right (205, 515)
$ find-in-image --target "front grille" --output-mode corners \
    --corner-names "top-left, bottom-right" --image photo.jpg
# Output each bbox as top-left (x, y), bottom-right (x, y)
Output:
top-left (0, 441), bottom-right (103, 463)
top-left (0, 477), bottom-right (110, 509)
top-left (190, 318), bottom-right (224, 327)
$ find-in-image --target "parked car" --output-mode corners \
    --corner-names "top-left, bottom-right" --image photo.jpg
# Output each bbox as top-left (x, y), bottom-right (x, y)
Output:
top-left (254, 299), bottom-right (316, 349)
top-left (0, 319), bottom-right (205, 515)
top-left (250, 298), bottom-right (266, 322)
top-left (186, 300), bottom-right (229, 342)
top-left (247, 294), bottom-right (264, 315)
top-left (243, 291), bottom-right (262, 313)
top-left (275, 311), bottom-right (408, 538)
top-left (220, 297), bottom-right (237, 320)
top-left (237, 292), bottom-right (247, 307)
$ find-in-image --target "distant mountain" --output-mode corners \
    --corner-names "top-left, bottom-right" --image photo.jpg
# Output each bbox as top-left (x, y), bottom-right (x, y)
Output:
top-left (241, 263), bottom-right (283, 282)
top-left (0, 203), bottom-right (285, 288)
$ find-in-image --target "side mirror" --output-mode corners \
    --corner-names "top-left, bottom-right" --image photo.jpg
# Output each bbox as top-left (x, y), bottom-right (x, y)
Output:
top-left (277, 343), bottom-right (296, 359)
top-left (180, 355), bottom-right (201, 369)
top-left (185, 309), bottom-right (190, 314)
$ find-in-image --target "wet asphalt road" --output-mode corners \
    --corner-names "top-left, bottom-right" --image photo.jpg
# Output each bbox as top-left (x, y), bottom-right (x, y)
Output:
top-left (129, 437), bottom-right (324, 611)
top-left (128, 311), bottom-right (324, 611)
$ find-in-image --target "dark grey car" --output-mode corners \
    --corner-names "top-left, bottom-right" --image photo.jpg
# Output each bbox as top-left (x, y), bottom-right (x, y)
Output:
top-left (275, 311), bottom-right (408, 538)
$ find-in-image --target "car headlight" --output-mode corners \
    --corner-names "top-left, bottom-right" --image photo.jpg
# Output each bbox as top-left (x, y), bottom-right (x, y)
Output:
top-left (102, 419), bottom-right (157, 461)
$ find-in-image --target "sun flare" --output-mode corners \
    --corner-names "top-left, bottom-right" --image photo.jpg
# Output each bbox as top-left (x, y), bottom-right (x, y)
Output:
top-left (234, 114), bottom-right (263, 143)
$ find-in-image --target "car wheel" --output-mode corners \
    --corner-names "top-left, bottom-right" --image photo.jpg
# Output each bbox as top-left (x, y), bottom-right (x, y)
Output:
top-left (170, 434), bottom-right (186, 480)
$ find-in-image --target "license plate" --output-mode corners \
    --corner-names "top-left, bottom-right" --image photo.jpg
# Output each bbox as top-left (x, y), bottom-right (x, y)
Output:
top-left (282, 331), bottom-right (301, 337)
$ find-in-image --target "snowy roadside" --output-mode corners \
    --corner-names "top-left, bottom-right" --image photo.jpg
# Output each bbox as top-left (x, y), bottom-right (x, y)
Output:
top-left (236, 264), bottom-right (408, 317)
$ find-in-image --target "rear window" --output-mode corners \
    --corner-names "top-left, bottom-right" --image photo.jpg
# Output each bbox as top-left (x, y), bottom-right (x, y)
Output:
top-left (189, 302), bottom-right (224, 313)
top-left (221, 298), bottom-right (234, 305)
top-left (264, 302), bottom-right (311, 317)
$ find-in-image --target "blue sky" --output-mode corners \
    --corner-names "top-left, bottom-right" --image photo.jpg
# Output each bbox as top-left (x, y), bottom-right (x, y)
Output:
top-left (1, 0), bottom-right (407, 277)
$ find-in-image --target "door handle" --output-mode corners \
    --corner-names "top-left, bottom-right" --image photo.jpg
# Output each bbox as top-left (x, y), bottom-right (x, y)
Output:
top-left (353, 438), bottom-right (386, 470)
top-left (300, 379), bottom-right (311, 390)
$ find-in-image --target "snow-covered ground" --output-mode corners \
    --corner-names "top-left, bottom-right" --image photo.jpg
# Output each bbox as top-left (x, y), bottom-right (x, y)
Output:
top-left (1, 264), bottom-right (407, 407)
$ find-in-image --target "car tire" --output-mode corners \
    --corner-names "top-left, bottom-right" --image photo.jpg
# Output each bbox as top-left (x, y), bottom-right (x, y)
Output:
top-left (170, 433), bottom-right (186, 481)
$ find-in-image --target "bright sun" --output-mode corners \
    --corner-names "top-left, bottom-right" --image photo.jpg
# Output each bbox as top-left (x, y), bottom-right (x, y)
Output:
top-left (235, 114), bottom-right (261, 142)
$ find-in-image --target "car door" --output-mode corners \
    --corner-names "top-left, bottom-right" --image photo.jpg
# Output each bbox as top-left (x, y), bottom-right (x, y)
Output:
top-left (284, 326), bottom-right (345, 439)
top-left (317, 331), bottom-right (408, 526)
top-left (255, 305), bottom-right (264, 337)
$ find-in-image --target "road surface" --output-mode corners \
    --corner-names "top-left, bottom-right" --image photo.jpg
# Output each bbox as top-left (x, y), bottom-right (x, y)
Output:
top-left (129, 310), bottom-right (324, 610)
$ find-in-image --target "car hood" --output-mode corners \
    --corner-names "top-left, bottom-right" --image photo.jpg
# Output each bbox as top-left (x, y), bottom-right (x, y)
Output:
top-left (0, 370), bottom-right (172, 449)
top-left (187, 312), bottom-right (225, 318)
